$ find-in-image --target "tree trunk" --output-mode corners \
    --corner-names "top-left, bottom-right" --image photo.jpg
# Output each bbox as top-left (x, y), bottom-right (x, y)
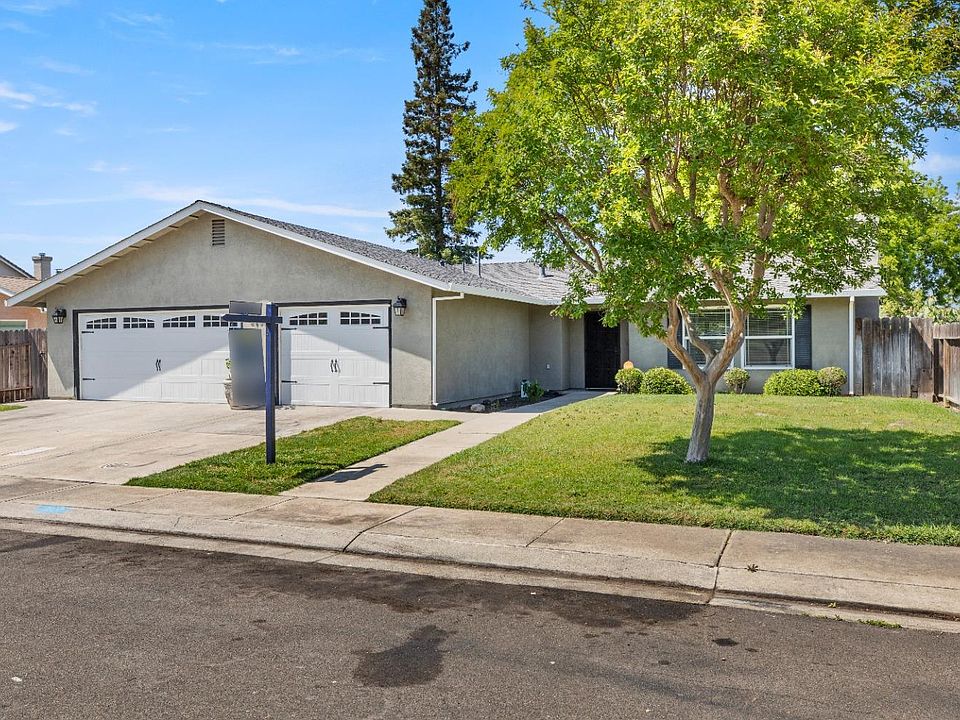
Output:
top-left (686, 383), bottom-right (717, 463)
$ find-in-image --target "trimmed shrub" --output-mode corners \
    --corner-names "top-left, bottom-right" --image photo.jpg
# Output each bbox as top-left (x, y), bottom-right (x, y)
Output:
top-left (723, 368), bottom-right (751, 394)
top-left (817, 366), bottom-right (847, 396)
top-left (521, 379), bottom-right (545, 402)
top-left (614, 367), bottom-right (644, 394)
top-left (763, 369), bottom-right (824, 396)
top-left (640, 367), bottom-right (694, 395)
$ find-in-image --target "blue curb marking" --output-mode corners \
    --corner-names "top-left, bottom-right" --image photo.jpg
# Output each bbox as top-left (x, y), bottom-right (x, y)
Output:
top-left (35, 505), bottom-right (70, 515)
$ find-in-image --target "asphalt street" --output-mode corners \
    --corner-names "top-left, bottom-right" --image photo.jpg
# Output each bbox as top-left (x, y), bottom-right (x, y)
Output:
top-left (0, 527), bottom-right (957, 719)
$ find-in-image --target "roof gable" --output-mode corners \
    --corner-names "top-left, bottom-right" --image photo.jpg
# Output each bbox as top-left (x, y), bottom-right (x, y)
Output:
top-left (0, 254), bottom-right (32, 279)
top-left (7, 201), bottom-right (549, 307)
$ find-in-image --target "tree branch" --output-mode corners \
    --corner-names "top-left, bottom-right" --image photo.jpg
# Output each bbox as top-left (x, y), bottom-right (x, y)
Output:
top-left (550, 213), bottom-right (605, 273)
top-left (662, 300), bottom-right (705, 387)
top-left (540, 212), bottom-right (598, 275)
top-left (679, 305), bottom-right (717, 361)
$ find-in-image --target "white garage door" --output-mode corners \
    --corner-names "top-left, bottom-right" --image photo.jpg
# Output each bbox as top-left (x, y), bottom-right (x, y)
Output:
top-left (79, 310), bottom-right (232, 403)
top-left (280, 305), bottom-right (390, 408)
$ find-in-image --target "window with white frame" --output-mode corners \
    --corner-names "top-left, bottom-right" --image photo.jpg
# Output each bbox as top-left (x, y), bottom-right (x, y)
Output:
top-left (683, 309), bottom-right (729, 364)
top-left (743, 307), bottom-right (793, 368)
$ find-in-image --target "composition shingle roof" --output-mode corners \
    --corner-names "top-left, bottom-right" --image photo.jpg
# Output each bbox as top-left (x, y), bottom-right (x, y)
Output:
top-left (204, 205), bottom-right (885, 302)
top-left (208, 203), bottom-right (545, 301)
top-left (476, 262), bottom-right (603, 304)
top-left (6, 199), bottom-right (884, 308)
top-left (0, 276), bottom-right (39, 297)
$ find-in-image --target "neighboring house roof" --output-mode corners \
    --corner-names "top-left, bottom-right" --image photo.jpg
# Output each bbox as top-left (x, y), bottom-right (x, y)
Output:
top-left (0, 254), bottom-right (32, 279)
top-left (5, 200), bottom-right (884, 308)
top-left (0, 276), bottom-right (39, 298)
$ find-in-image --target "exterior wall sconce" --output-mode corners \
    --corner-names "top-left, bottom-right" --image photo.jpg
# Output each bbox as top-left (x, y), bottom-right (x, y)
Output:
top-left (52, 307), bottom-right (67, 325)
top-left (392, 297), bottom-right (407, 317)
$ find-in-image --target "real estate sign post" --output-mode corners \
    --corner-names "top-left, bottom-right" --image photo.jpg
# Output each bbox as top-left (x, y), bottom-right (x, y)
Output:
top-left (224, 301), bottom-right (283, 464)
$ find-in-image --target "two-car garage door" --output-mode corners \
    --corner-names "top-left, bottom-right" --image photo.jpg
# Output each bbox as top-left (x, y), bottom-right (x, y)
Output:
top-left (78, 305), bottom-right (390, 407)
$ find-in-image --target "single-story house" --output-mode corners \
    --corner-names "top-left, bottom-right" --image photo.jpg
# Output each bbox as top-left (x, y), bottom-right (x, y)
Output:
top-left (0, 253), bottom-right (49, 329)
top-left (6, 201), bottom-right (882, 406)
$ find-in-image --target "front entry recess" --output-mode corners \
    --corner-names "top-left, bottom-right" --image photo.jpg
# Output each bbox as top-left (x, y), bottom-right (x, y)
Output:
top-left (584, 311), bottom-right (621, 389)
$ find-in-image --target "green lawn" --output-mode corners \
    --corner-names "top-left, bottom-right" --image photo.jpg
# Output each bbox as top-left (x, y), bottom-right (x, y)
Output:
top-left (128, 416), bottom-right (458, 495)
top-left (0, 404), bottom-right (24, 412)
top-left (370, 395), bottom-right (960, 546)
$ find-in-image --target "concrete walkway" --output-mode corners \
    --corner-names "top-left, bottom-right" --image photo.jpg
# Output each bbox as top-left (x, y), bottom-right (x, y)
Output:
top-left (1, 477), bottom-right (958, 622)
top-left (283, 391), bottom-right (603, 500)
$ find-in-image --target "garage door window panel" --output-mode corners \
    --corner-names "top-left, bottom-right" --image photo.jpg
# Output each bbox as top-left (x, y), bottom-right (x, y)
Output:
top-left (162, 315), bottom-right (196, 328)
top-left (86, 317), bottom-right (117, 330)
top-left (340, 311), bottom-right (382, 326)
top-left (123, 317), bottom-right (155, 329)
top-left (289, 312), bottom-right (328, 326)
top-left (202, 314), bottom-right (238, 328)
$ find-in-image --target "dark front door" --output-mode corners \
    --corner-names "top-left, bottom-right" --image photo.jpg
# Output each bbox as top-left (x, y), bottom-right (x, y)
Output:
top-left (584, 311), bottom-right (621, 389)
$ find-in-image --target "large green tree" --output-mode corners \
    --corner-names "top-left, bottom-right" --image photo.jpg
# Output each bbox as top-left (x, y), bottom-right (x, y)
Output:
top-left (388, 0), bottom-right (478, 262)
top-left (452, 0), bottom-right (959, 461)
top-left (879, 175), bottom-right (960, 322)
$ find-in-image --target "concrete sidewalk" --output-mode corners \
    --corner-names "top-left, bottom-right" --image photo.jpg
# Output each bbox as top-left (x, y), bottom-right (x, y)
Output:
top-left (1, 477), bottom-right (957, 621)
top-left (283, 391), bottom-right (603, 500)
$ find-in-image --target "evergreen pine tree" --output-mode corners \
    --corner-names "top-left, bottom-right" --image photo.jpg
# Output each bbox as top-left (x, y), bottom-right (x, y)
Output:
top-left (387, 0), bottom-right (477, 262)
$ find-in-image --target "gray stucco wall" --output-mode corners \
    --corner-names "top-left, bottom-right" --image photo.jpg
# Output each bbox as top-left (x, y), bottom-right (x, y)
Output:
top-left (626, 297), bottom-right (868, 393)
top-left (434, 294), bottom-right (531, 405)
top-left (528, 307), bottom-right (569, 391)
top-left (39, 214), bottom-right (434, 406)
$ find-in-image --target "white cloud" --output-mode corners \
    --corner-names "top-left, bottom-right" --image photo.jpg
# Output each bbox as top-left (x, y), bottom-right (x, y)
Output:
top-left (914, 152), bottom-right (960, 177)
top-left (0, 80), bottom-right (96, 115)
top-left (0, 81), bottom-right (36, 105)
top-left (18, 183), bottom-right (392, 219)
top-left (54, 126), bottom-right (77, 136)
top-left (36, 58), bottom-right (92, 75)
top-left (0, 19), bottom-right (35, 32)
top-left (142, 125), bottom-right (192, 134)
top-left (88, 160), bottom-right (129, 174)
top-left (216, 196), bottom-right (390, 219)
top-left (0, 0), bottom-right (71, 14)
top-left (0, 121), bottom-right (17, 133)
top-left (0, 231), bottom-right (112, 247)
top-left (200, 42), bottom-right (382, 65)
top-left (107, 11), bottom-right (167, 27)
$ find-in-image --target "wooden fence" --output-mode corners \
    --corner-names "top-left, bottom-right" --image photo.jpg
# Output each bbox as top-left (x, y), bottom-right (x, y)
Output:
top-left (855, 317), bottom-right (959, 407)
top-left (0, 329), bottom-right (47, 403)
top-left (934, 322), bottom-right (960, 410)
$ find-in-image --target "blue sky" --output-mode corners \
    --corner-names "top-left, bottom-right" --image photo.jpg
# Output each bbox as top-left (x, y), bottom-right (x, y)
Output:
top-left (0, 0), bottom-right (958, 275)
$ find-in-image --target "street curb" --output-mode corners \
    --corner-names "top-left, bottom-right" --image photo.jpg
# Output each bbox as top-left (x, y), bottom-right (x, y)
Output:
top-left (2, 502), bottom-right (959, 623)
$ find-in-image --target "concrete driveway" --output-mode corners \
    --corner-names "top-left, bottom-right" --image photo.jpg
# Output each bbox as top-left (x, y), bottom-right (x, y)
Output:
top-left (0, 400), bottom-right (391, 485)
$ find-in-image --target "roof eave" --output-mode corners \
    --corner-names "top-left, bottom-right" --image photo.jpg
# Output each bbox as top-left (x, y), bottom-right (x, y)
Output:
top-left (6, 200), bottom-right (555, 308)
top-left (6, 201), bottom-right (209, 307)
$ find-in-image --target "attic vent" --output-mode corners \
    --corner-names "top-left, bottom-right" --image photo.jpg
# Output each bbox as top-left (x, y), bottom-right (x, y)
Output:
top-left (211, 218), bottom-right (226, 246)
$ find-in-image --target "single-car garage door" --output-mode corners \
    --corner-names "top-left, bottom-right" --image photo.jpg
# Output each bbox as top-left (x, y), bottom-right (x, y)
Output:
top-left (78, 310), bottom-right (232, 403)
top-left (280, 304), bottom-right (390, 408)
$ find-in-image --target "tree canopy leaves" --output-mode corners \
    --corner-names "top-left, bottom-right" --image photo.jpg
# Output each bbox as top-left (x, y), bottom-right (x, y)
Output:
top-left (451, 0), bottom-right (959, 459)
